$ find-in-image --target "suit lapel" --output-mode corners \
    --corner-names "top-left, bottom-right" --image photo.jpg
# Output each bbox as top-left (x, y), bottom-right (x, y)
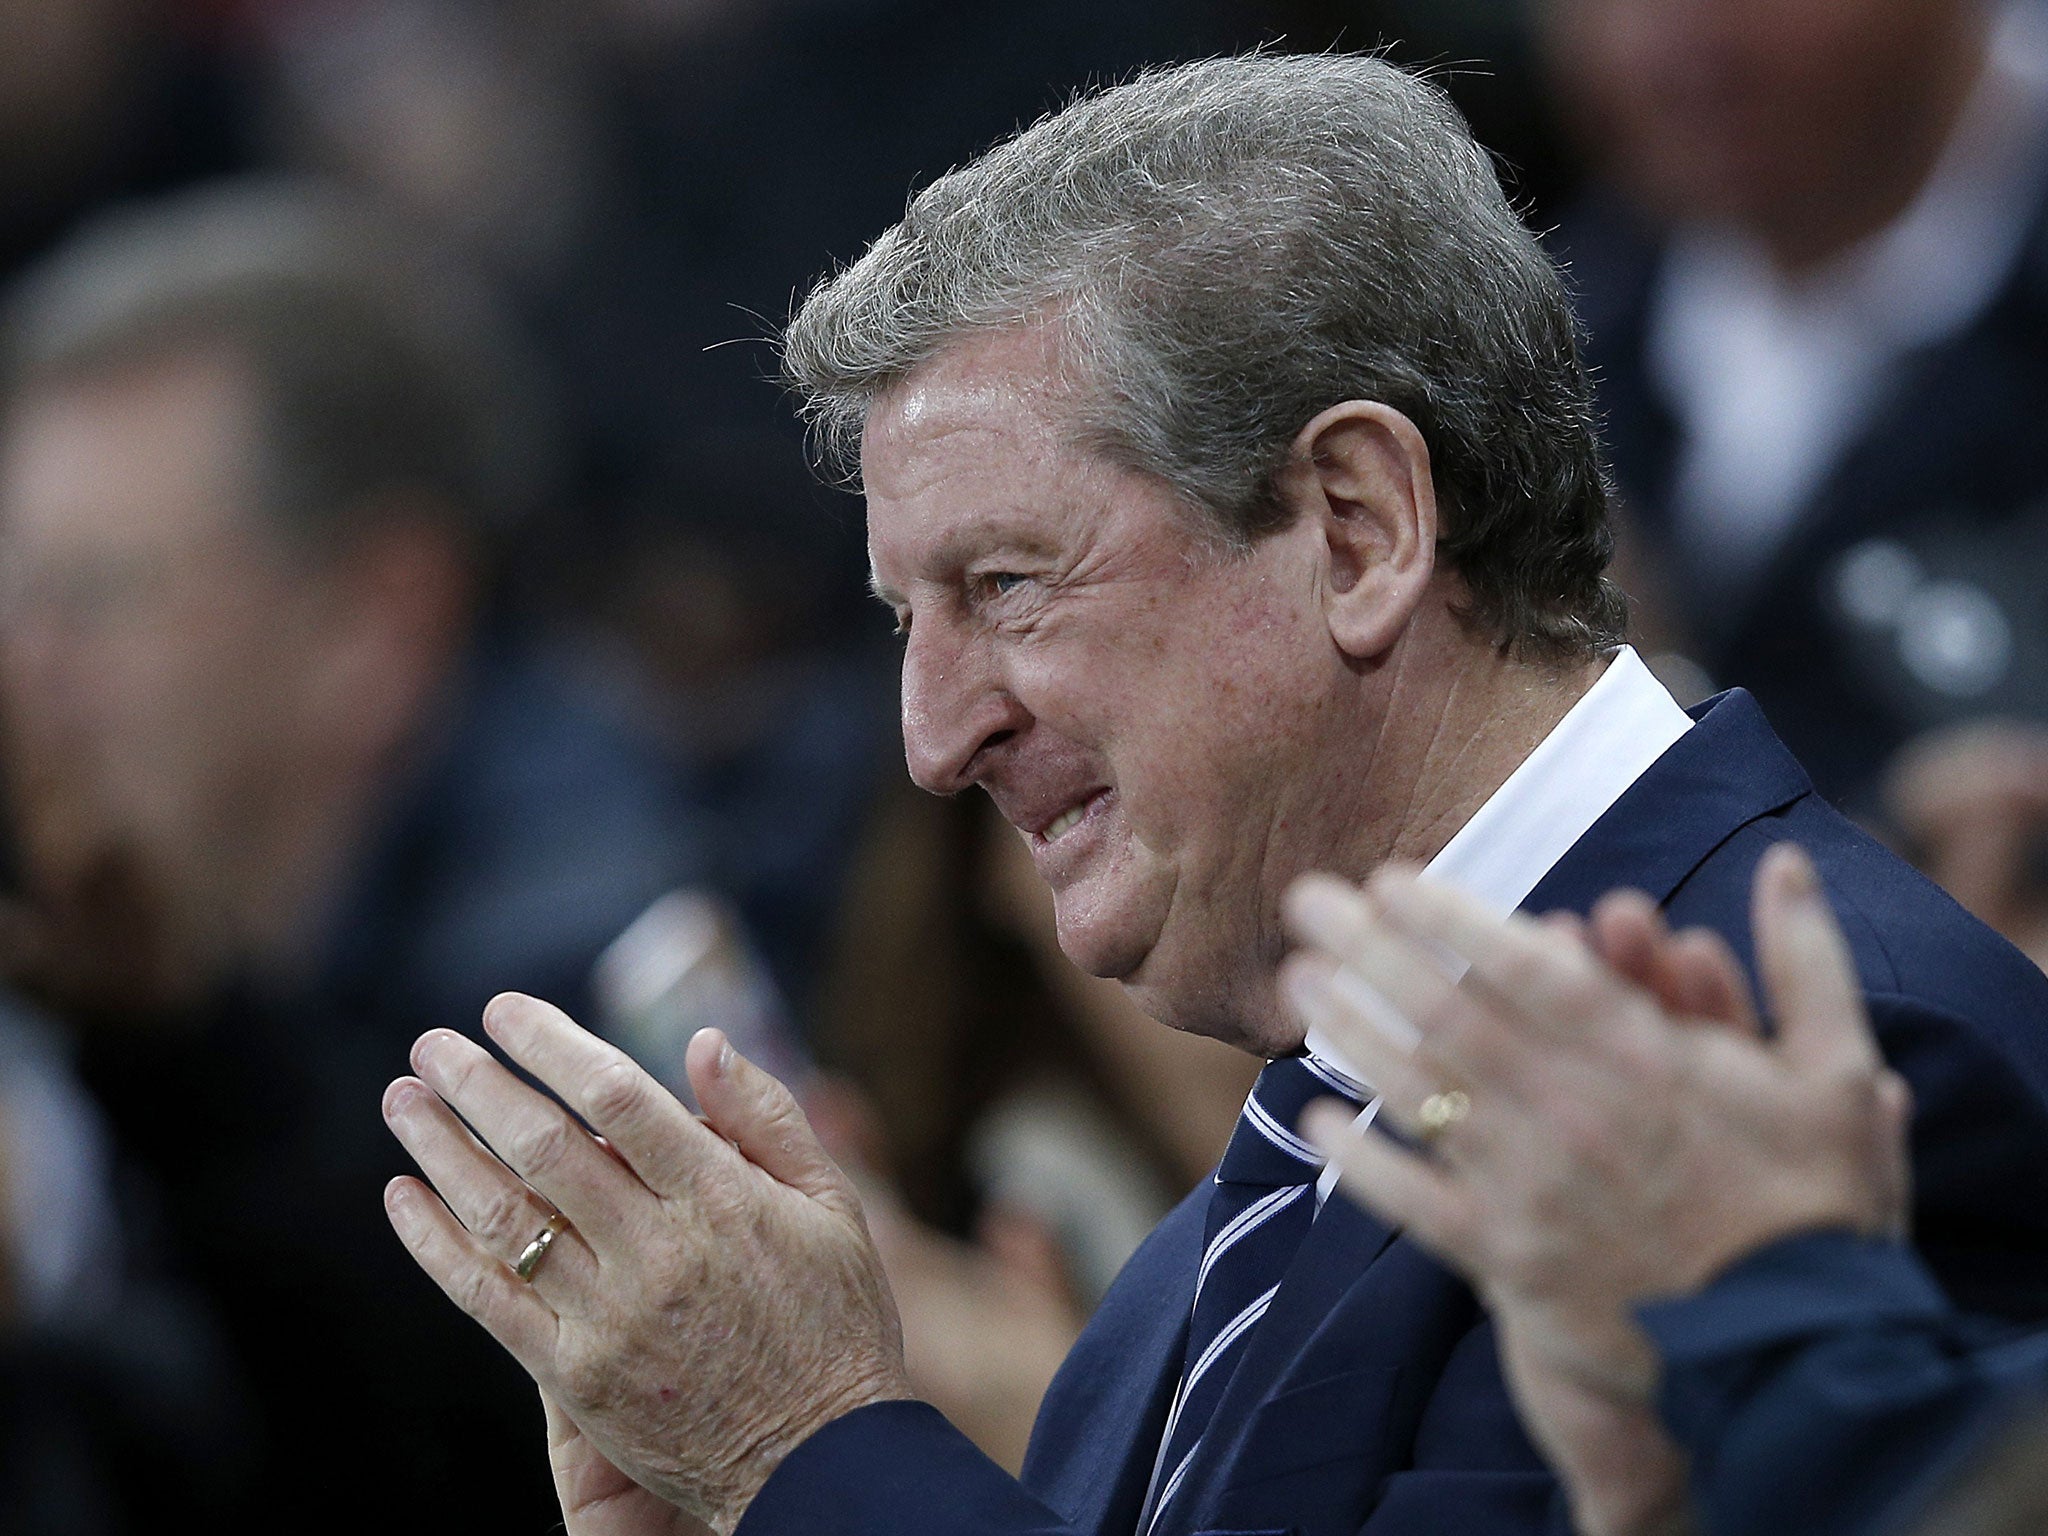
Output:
top-left (1023, 1188), bottom-right (1204, 1536)
top-left (1156, 1196), bottom-right (1399, 1534)
top-left (1521, 689), bottom-right (1810, 916)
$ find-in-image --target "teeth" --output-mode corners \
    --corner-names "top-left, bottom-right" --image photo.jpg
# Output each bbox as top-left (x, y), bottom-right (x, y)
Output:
top-left (1044, 804), bottom-right (1087, 842)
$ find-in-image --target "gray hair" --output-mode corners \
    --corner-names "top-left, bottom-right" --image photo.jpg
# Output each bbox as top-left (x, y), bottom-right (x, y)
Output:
top-left (783, 52), bottom-right (1625, 659)
top-left (0, 177), bottom-right (555, 555)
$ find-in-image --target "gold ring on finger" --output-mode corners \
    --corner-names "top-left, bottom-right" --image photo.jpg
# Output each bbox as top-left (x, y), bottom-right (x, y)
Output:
top-left (514, 1211), bottom-right (572, 1283)
top-left (1415, 1088), bottom-right (1471, 1142)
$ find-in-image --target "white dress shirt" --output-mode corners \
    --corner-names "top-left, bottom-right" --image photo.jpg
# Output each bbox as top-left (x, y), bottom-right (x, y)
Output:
top-left (1306, 645), bottom-right (1695, 1200)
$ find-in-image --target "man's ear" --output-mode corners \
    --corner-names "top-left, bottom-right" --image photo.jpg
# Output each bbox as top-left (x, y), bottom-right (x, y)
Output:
top-left (1275, 400), bottom-right (1437, 661)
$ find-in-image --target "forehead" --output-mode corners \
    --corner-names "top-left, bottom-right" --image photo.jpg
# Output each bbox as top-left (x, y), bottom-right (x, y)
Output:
top-left (862, 325), bottom-right (1128, 583)
top-left (0, 350), bottom-right (260, 551)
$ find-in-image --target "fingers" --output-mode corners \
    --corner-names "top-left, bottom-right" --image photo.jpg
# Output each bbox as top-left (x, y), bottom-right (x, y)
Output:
top-left (1659, 928), bottom-right (1762, 1037)
top-left (687, 1030), bottom-right (855, 1213)
top-left (1300, 1099), bottom-right (1478, 1276)
top-left (1283, 873), bottom-right (1544, 1109)
top-left (482, 993), bottom-right (719, 1197)
top-left (1284, 874), bottom-right (1446, 1048)
top-left (1281, 953), bottom-right (1443, 1135)
top-left (405, 1030), bottom-right (646, 1247)
top-left (1368, 873), bottom-right (1618, 1046)
top-left (1586, 890), bottom-right (1670, 996)
top-left (1590, 892), bottom-right (1761, 1036)
top-left (382, 1075), bottom-right (601, 1304)
top-left (1751, 844), bottom-right (1876, 1072)
top-left (383, 1173), bottom-right (559, 1370)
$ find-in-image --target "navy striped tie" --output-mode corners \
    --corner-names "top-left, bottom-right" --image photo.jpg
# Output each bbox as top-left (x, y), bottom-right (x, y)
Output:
top-left (1137, 1056), bottom-right (1365, 1534)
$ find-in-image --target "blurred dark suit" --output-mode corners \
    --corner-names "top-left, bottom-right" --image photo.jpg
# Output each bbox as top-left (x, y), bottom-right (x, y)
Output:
top-left (1559, 192), bottom-right (2048, 807)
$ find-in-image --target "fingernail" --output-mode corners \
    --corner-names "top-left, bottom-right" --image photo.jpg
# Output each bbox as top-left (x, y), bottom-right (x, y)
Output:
top-left (481, 996), bottom-right (510, 1038)
top-left (1773, 843), bottom-right (1820, 901)
top-left (384, 1080), bottom-right (422, 1121)
top-left (717, 1033), bottom-right (735, 1075)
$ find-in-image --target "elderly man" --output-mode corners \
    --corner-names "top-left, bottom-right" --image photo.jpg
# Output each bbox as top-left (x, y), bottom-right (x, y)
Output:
top-left (380, 54), bottom-right (2048, 1536)
top-left (1292, 847), bottom-right (2048, 1536)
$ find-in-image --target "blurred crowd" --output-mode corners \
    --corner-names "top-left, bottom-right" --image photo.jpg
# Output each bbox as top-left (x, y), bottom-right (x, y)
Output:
top-left (0, 0), bottom-right (2044, 1530)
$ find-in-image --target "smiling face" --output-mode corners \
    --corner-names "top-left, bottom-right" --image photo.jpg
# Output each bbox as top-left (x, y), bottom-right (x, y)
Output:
top-left (864, 326), bottom-right (1380, 1054)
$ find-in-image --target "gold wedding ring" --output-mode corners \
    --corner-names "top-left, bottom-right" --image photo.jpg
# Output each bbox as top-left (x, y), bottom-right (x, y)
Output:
top-left (1415, 1089), bottom-right (1471, 1141)
top-left (515, 1211), bottom-right (572, 1283)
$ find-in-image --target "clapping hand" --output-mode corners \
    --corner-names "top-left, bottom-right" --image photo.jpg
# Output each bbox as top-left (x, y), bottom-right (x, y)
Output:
top-left (381, 997), bottom-right (914, 1535)
top-left (1278, 845), bottom-right (1912, 1536)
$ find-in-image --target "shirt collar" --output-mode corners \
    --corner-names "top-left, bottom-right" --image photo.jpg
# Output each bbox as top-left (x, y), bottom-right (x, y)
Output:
top-left (1304, 645), bottom-right (1693, 1104)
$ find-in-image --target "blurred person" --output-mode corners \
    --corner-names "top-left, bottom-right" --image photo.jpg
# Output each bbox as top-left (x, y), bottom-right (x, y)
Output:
top-left (366, 55), bottom-right (2048, 1536)
top-left (0, 0), bottom-right (258, 285)
top-left (0, 178), bottom-right (706, 1529)
top-left (1543, 0), bottom-right (2048, 805)
top-left (0, 993), bottom-right (248, 1533)
top-left (1290, 846), bottom-right (2048, 1536)
top-left (1885, 717), bottom-right (2048, 970)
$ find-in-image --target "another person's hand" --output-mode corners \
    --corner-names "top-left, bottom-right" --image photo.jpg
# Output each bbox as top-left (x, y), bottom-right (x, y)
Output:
top-left (1279, 845), bottom-right (1912, 1536)
top-left (381, 997), bottom-right (914, 1535)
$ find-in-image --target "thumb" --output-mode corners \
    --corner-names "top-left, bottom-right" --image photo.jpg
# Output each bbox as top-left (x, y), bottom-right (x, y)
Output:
top-left (687, 1029), bottom-right (853, 1211)
top-left (1752, 844), bottom-right (1875, 1071)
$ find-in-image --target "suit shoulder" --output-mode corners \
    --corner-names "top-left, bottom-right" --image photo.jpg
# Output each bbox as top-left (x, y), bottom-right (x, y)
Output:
top-left (1671, 795), bottom-right (2048, 1111)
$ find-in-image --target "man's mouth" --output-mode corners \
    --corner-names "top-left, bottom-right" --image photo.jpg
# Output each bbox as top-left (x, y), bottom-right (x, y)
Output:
top-left (1044, 803), bottom-right (1088, 842)
top-left (1030, 788), bottom-right (1109, 848)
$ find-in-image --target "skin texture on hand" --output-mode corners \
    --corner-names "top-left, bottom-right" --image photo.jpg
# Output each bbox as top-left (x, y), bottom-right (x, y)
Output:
top-left (381, 1000), bottom-right (915, 1535)
top-left (1280, 844), bottom-right (1912, 1536)
top-left (542, 1389), bottom-right (712, 1536)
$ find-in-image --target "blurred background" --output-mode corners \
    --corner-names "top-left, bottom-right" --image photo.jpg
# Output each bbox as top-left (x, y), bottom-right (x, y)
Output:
top-left (0, 0), bottom-right (2043, 1529)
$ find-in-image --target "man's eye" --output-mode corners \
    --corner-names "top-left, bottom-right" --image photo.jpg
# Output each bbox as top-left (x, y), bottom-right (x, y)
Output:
top-left (986, 572), bottom-right (1028, 596)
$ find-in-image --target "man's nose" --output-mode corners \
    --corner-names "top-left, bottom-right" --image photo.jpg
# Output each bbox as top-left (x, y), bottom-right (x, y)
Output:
top-left (899, 620), bottom-right (1029, 794)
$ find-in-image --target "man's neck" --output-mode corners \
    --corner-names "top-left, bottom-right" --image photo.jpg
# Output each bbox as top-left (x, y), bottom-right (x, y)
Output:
top-left (1364, 630), bottom-right (1609, 875)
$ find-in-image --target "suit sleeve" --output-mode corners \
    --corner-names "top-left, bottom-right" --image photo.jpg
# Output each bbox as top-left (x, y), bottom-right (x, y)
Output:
top-left (1640, 1230), bottom-right (2048, 1536)
top-left (737, 1401), bottom-right (1080, 1536)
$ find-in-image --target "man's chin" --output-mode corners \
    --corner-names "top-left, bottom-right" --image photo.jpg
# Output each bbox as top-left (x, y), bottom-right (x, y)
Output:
top-left (1050, 906), bottom-right (1156, 984)
top-left (1108, 940), bottom-right (1305, 1059)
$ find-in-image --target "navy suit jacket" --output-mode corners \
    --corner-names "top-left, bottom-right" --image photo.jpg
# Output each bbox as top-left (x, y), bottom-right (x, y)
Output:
top-left (738, 691), bottom-right (2048, 1536)
top-left (1640, 1230), bottom-right (2048, 1536)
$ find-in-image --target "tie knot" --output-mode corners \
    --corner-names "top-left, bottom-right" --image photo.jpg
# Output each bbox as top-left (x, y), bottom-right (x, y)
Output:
top-left (1216, 1056), bottom-right (1363, 1187)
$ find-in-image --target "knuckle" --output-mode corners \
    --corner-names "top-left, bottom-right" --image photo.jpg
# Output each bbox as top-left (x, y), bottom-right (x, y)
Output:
top-left (583, 1055), bottom-right (650, 1126)
top-left (441, 1043), bottom-right (488, 1099)
top-left (475, 1183), bottom-right (539, 1248)
top-left (508, 1112), bottom-right (575, 1177)
top-left (452, 1261), bottom-right (501, 1323)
